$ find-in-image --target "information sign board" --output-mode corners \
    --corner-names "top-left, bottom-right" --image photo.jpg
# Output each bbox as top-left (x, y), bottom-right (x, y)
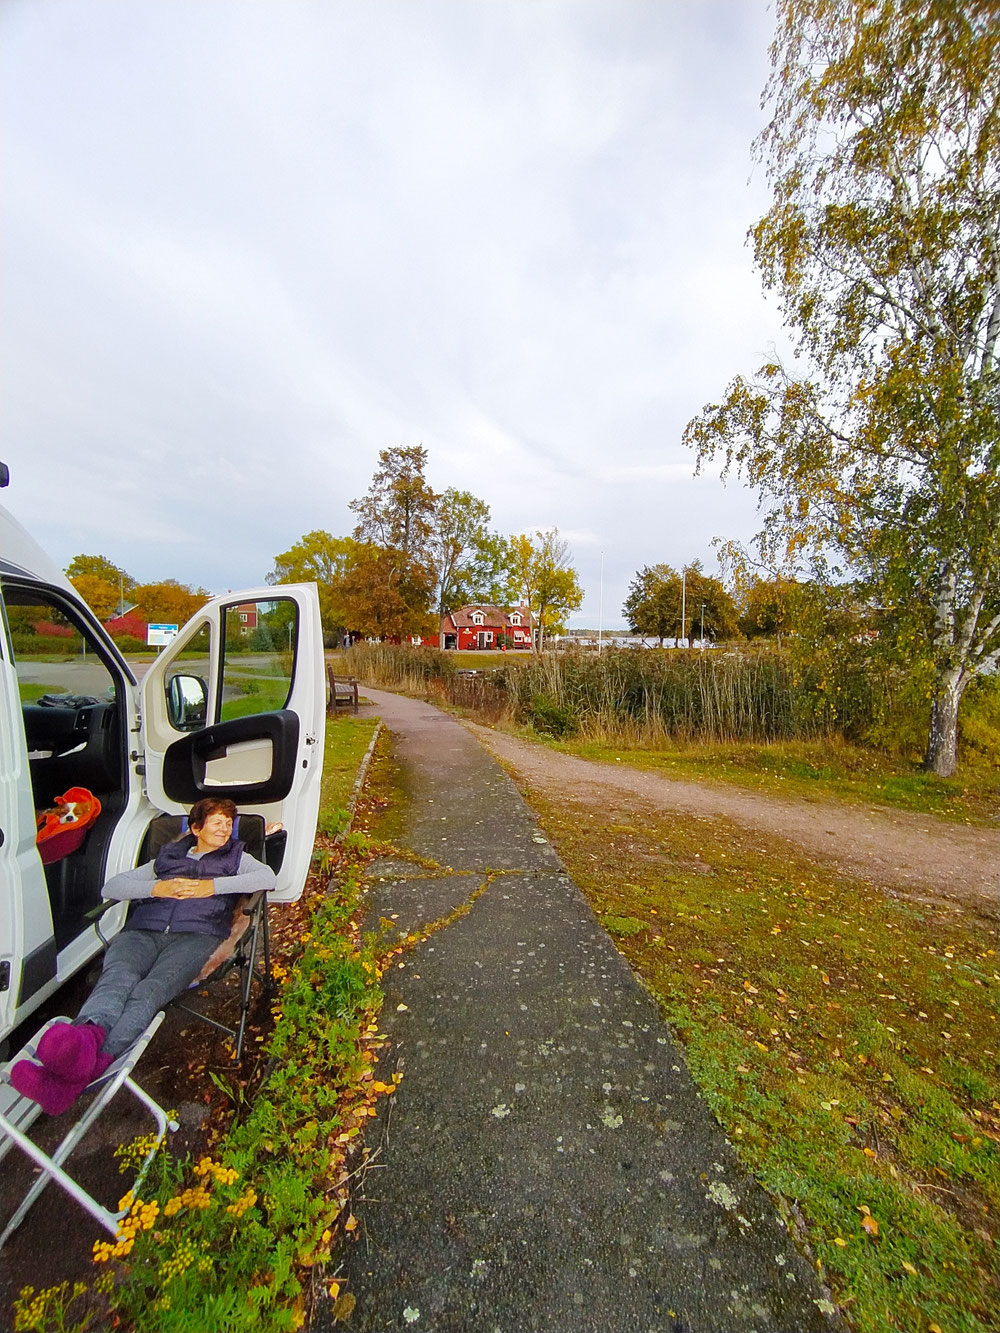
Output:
top-left (147, 623), bottom-right (179, 647)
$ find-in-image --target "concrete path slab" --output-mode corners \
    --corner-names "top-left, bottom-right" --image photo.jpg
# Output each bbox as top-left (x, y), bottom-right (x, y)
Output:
top-left (323, 689), bottom-right (842, 1333)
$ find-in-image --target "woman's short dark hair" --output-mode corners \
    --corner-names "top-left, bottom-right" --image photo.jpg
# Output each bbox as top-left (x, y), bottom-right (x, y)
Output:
top-left (188, 797), bottom-right (238, 830)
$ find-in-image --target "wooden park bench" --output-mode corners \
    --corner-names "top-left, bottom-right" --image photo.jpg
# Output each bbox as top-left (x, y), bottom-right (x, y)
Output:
top-left (327, 667), bottom-right (359, 715)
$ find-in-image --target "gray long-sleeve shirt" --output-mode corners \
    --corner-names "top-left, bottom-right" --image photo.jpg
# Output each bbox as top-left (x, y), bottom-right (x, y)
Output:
top-left (102, 850), bottom-right (276, 901)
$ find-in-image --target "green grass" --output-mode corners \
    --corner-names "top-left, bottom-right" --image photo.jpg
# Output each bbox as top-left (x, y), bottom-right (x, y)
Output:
top-left (11, 713), bottom-right (385, 1333)
top-left (523, 789), bottom-right (1000, 1333)
top-left (17, 683), bottom-right (62, 703)
top-left (521, 732), bottom-right (998, 826)
top-left (219, 681), bottom-right (292, 721)
top-left (444, 650), bottom-right (525, 670)
top-left (317, 713), bottom-right (380, 836)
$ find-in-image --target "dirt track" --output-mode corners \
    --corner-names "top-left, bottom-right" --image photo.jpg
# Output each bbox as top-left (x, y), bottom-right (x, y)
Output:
top-left (466, 723), bottom-right (999, 916)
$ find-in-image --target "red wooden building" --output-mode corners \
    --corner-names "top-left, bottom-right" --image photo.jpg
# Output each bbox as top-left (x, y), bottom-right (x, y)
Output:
top-left (439, 605), bottom-right (533, 651)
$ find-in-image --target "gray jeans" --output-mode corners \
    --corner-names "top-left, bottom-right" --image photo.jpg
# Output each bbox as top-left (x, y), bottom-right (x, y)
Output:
top-left (78, 929), bottom-right (218, 1057)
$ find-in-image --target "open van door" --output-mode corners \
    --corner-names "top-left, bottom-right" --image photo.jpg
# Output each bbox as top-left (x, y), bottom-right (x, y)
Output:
top-left (140, 584), bottom-right (324, 902)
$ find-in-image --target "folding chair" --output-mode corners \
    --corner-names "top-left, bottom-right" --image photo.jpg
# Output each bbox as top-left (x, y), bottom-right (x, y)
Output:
top-left (139, 814), bottom-right (275, 1061)
top-left (0, 1012), bottom-right (177, 1247)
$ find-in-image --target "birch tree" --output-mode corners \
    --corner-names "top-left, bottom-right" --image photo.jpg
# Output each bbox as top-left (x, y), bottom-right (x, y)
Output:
top-left (429, 489), bottom-right (508, 618)
top-left (683, 0), bottom-right (1000, 775)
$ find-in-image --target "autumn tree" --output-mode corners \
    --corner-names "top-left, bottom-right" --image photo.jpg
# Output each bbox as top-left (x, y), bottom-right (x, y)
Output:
top-left (66, 554), bottom-right (135, 618)
top-left (684, 0), bottom-right (1000, 775)
top-left (738, 577), bottom-right (803, 642)
top-left (267, 530), bottom-right (358, 639)
top-left (68, 573), bottom-right (120, 621)
top-left (131, 580), bottom-right (210, 626)
top-left (66, 553), bottom-right (135, 593)
top-left (350, 446), bottom-right (438, 564)
top-left (429, 489), bottom-right (508, 618)
top-left (348, 446), bottom-right (437, 632)
top-left (505, 530), bottom-right (582, 651)
top-left (338, 544), bottom-right (436, 641)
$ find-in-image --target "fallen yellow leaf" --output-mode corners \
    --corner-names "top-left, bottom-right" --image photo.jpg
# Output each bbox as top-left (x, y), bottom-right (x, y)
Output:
top-left (860, 1215), bottom-right (880, 1239)
top-left (833, 1237), bottom-right (847, 1247)
top-left (901, 1261), bottom-right (918, 1277)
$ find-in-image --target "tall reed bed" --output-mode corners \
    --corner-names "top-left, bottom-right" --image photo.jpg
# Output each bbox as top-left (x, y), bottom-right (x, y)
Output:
top-left (345, 641), bottom-right (903, 747)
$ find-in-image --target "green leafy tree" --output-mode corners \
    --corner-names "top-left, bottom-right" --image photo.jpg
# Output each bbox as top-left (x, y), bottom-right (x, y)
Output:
top-left (623, 565), bottom-right (681, 646)
top-left (429, 489), bottom-right (508, 618)
top-left (267, 530), bottom-right (358, 639)
top-left (684, 0), bottom-right (1000, 775)
top-left (679, 562), bottom-right (739, 646)
top-left (624, 563), bottom-right (737, 647)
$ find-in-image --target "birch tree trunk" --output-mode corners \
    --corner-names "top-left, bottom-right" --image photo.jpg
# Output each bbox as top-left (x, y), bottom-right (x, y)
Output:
top-left (924, 668), bottom-right (965, 777)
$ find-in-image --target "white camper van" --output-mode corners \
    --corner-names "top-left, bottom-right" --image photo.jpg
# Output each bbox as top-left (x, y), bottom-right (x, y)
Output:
top-left (0, 478), bottom-right (325, 1055)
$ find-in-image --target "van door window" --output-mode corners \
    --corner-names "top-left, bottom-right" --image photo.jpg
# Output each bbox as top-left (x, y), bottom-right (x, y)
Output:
top-left (3, 582), bottom-right (126, 948)
top-left (162, 624), bottom-right (211, 732)
top-left (7, 594), bottom-right (120, 806)
top-left (220, 599), bottom-right (296, 722)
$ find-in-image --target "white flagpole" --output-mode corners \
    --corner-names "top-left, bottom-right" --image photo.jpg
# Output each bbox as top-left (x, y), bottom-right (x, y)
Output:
top-left (597, 550), bottom-right (604, 654)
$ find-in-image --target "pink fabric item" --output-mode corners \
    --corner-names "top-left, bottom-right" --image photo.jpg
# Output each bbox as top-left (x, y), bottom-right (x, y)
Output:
top-left (9, 1060), bottom-right (86, 1116)
top-left (9, 1047), bottom-right (115, 1117)
top-left (36, 1023), bottom-right (106, 1081)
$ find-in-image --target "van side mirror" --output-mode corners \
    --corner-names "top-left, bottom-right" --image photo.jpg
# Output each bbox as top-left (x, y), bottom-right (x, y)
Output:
top-left (165, 674), bottom-right (208, 731)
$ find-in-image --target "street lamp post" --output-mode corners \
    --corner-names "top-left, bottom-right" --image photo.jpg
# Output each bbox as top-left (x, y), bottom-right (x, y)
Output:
top-left (700, 602), bottom-right (706, 650)
top-left (681, 569), bottom-right (686, 648)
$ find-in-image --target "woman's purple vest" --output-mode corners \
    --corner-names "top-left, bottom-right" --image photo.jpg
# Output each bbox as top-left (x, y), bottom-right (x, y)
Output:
top-left (125, 835), bottom-right (247, 939)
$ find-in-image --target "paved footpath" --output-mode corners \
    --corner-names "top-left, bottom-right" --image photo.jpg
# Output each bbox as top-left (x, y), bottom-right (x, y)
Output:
top-left (321, 689), bottom-right (843, 1333)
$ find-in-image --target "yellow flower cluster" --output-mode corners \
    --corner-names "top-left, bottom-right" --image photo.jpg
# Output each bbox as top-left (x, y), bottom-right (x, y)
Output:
top-left (159, 1239), bottom-right (198, 1282)
top-left (197, 1156), bottom-right (239, 1186)
top-left (14, 1287), bottom-right (47, 1330)
top-left (12, 1282), bottom-right (85, 1331)
top-left (226, 1188), bottom-right (258, 1217)
top-left (163, 1185), bottom-right (211, 1216)
top-left (92, 1197), bottom-right (159, 1263)
top-left (114, 1132), bottom-right (163, 1173)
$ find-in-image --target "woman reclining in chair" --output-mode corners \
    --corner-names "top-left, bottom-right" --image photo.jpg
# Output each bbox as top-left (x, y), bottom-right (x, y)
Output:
top-left (11, 797), bottom-right (275, 1115)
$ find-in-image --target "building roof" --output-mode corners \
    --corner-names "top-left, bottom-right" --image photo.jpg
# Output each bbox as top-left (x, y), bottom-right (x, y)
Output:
top-left (444, 605), bottom-right (532, 630)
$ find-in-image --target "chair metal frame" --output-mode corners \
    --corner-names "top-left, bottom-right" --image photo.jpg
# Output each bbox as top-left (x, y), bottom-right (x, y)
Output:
top-left (171, 889), bottom-right (272, 1061)
top-left (0, 1012), bottom-right (177, 1247)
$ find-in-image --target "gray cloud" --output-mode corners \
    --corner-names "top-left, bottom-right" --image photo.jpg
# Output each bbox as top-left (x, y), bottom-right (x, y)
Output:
top-left (2, 0), bottom-right (785, 622)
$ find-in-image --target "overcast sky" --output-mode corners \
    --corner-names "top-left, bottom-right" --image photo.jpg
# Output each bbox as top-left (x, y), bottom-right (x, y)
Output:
top-left (1, 0), bottom-right (788, 627)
